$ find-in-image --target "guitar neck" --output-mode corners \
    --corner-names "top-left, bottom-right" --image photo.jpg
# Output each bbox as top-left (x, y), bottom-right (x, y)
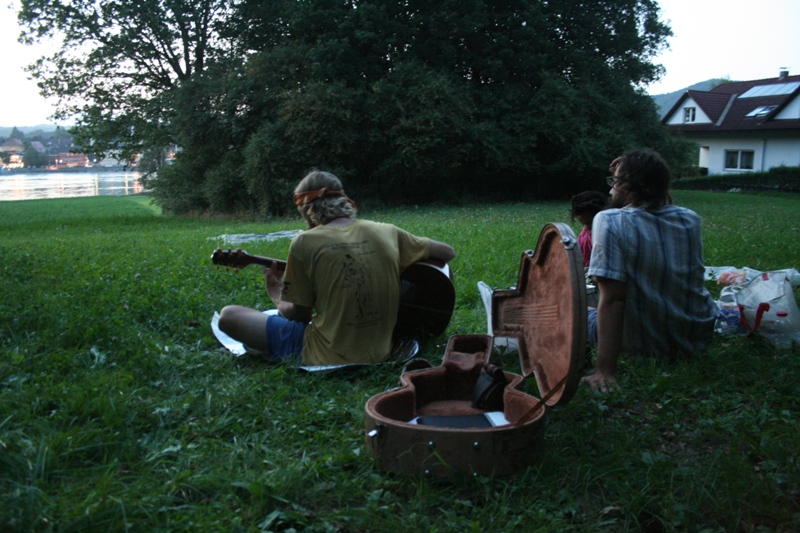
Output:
top-left (211, 248), bottom-right (287, 272)
top-left (244, 256), bottom-right (287, 271)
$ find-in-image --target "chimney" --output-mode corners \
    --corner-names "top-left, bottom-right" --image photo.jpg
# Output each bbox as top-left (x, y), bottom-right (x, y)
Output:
top-left (779, 68), bottom-right (789, 80)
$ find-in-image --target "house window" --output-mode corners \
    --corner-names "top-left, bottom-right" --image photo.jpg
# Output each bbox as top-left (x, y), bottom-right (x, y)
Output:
top-left (683, 107), bottom-right (696, 123)
top-left (745, 105), bottom-right (777, 117)
top-left (724, 150), bottom-right (755, 170)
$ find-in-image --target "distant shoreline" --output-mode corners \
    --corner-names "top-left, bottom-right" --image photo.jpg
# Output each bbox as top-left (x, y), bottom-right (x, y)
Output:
top-left (0, 166), bottom-right (140, 175)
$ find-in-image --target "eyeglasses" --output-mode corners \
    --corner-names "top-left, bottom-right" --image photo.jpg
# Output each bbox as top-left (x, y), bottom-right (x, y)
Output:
top-left (606, 176), bottom-right (620, 188)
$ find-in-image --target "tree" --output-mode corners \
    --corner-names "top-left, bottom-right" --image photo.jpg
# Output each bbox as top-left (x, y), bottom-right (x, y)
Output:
top-left (17, 0), bottom-right (236, 164)
top-left (223, 0), bottom-right (677, 211)
top-left (20, 0), bottom-right (681, 215)
top-left (9, 127), bottom-right (25, 140)
top-left (23, 142), bottom-right (51, 167)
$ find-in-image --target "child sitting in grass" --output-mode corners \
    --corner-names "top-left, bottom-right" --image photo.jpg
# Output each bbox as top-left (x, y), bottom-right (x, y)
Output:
top-left (569, 190), bottom-right (609, 268)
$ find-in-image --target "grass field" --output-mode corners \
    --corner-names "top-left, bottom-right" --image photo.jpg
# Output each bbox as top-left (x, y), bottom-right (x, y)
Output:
top-left (1, 191), bottom-right (799, 532)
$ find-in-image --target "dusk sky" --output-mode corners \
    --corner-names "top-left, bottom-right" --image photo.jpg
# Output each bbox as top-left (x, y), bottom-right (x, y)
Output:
top-left (2, 0), bottom-right (799, 128)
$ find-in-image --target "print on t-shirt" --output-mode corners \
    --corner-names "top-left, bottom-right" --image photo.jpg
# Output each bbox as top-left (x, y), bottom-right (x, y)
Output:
top-left (329, 240), bottom-right (379, 327)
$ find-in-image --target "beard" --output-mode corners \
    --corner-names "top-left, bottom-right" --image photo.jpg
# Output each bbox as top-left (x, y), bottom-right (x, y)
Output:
top-left (609, 191), bottom-right (629, 209)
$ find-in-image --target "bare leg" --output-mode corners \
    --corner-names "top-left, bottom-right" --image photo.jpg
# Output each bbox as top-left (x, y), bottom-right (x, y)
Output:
top-left (218, 305), bottom-right (271, 353)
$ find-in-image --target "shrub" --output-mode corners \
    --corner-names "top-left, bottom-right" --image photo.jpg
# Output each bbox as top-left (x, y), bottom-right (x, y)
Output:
top-left (672, 166), bottom-right (800, 193)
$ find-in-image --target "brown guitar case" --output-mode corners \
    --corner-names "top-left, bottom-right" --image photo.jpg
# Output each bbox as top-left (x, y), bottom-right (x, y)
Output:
top-left (364, 222), bottom-right (586, 478)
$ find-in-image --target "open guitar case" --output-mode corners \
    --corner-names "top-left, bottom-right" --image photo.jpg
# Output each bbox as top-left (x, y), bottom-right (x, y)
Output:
top-left (364, 223), bottom-right (587, 478)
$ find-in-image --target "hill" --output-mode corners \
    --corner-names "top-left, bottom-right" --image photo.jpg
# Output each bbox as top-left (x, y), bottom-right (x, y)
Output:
top-left (0, 124), bottom-right (62, 138)
top-left (650, 79), bottom-right (728, 119)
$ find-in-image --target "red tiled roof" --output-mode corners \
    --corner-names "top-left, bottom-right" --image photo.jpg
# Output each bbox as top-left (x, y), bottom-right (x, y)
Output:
top-left (663, 74), bottom-right (800, 133)
top-left (684, 90), bottom-right (734, 123)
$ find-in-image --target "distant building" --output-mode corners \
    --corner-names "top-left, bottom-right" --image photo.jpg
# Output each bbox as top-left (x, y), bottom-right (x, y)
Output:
top-left (0, 138), bottom-right (25, 153)
top-left (57, 152), bottom-right (89, 168)
top-left (662, 70), bottom-right (800, 175)
top-left (1, 138), bottom-right (25, 169)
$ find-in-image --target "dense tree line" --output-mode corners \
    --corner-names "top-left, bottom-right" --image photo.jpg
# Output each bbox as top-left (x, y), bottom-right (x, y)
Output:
top-left (18, 0), bottom-right (691, 215)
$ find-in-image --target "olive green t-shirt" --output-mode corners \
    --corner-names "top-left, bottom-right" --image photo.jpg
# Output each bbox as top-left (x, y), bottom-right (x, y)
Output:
top-left (281, 219), bottom-right (430, 366)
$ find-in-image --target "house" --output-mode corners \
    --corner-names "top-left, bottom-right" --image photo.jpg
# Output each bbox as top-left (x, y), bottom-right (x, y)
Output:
top-left (30, 141), bottom-right (47, 154)
top-left (0, 138), bottom-right (25, 154)
top-left (0, 138), bottom-right (26, 169)
top-left (57, 152), bottom-right (89, 168)
top-left (662, 70), bottom-right (800, 175)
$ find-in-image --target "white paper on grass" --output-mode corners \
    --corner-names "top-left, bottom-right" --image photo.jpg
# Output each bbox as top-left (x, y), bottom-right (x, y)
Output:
top-left (210, 310), bottom-right (280, 356)
top-left (209, 230), bottom-right (302, 245)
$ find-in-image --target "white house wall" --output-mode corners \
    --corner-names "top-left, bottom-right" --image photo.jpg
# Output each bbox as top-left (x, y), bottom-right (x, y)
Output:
top-left (686, 134), bottom-right (800, 174)
top-left (762, 137), bottom-right (800, 168)
top-left (665, 97), bottom-right (713, 125)
top-left (776, 95), bottom-right (800, 120)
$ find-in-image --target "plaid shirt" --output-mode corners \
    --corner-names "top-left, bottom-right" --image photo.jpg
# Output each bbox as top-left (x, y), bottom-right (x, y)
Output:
top-left (588, 204), bottom-right (717, 357)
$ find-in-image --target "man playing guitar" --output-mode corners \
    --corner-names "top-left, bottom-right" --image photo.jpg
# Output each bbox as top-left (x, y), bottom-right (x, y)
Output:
top-left (217, 171), bottom-right (456, 366)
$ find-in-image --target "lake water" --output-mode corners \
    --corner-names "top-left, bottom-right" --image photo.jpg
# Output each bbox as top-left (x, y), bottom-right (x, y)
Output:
top-left (0, 171), bottom-right (146, 201)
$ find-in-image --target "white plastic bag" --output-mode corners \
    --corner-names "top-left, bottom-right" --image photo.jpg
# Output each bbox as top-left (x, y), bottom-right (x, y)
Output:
top-left (714, 285), bottom-right (747, 336)
top-left (735, 272), bottom-right (800, 347)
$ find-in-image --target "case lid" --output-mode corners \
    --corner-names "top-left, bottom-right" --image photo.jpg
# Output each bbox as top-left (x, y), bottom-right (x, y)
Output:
top-left (491, 222), bottom-right (586, 407)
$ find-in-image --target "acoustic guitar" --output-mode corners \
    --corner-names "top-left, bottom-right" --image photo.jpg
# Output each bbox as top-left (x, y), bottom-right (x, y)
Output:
top-left (211, 248), bottom-right (455, 339)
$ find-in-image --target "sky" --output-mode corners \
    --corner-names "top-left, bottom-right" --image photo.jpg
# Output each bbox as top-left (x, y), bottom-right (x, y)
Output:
top-left (1, 0), bottom-right (800, 129)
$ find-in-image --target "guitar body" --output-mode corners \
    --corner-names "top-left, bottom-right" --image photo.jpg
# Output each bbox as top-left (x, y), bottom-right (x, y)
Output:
top-left (212, 248), bottom-right (455, 339)
top-left (395, 261), bottom-right (455, 340)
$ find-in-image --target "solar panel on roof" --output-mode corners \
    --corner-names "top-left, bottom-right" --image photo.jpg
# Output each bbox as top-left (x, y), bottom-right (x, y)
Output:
top-left (740, 82), bottom-right (800, 98)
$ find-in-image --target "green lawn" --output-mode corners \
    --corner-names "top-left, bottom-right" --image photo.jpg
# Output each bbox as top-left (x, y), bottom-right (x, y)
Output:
top-left (1, 191), bottom-right (798, 532)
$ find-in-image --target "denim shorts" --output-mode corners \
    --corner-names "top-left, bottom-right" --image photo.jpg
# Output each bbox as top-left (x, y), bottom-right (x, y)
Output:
top-left (265, 312), bottom-right (307, 362)
top-left (587, 307), bottom-right (598, 345)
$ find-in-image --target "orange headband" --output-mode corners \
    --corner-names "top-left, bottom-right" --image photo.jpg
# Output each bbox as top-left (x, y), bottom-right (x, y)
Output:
top-left (293, 187), bottom-right (346, 207)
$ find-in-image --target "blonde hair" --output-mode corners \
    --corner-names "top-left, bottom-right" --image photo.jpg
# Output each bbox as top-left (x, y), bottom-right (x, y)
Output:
top-left (294, 171), bottom-right (356, 226)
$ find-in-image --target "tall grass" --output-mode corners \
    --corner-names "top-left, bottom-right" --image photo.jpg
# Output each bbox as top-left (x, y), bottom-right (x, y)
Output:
top-left (1, 191), bottom-right (799, 532)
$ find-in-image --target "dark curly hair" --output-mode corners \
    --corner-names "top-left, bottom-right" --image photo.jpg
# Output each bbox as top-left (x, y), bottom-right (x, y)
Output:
top-left (614, 149), bottom-right (673, 209)
top-left (570, 190), bottom-right (608, 221)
